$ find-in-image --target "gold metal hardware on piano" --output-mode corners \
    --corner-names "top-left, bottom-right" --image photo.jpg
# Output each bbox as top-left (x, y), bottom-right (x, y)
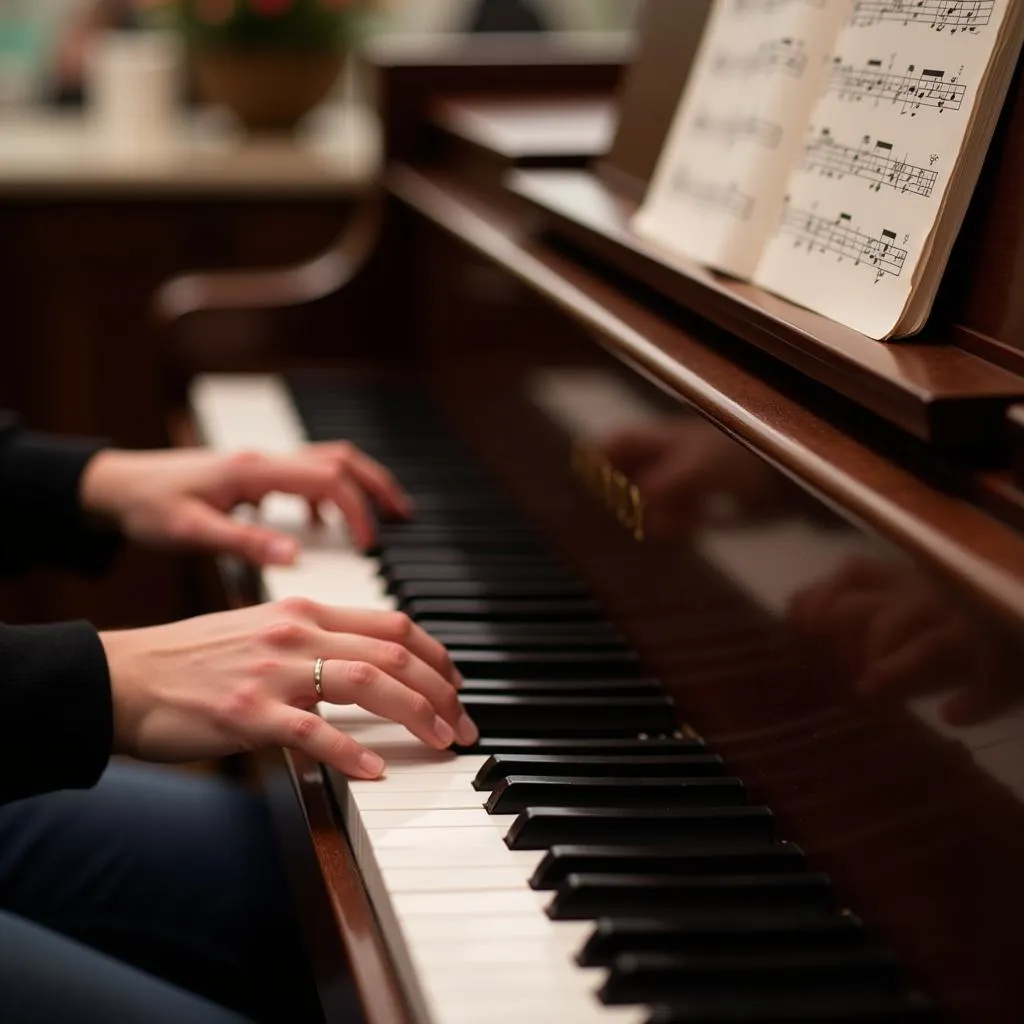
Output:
top-left (570, 438), bottom-right (645, 542)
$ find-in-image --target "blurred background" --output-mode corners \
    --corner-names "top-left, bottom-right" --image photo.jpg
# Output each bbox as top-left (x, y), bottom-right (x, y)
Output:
top-left (0, 0), bottom-right (638, 631)
top-left (0, 1), bottom-right (637, 107)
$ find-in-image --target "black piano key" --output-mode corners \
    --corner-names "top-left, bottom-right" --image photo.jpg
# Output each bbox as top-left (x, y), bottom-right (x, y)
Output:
top-left (384, 494), bottom-right (512, 515)
top-left (378, 534), bottom-right (547, 555)
top-left (460, 679), bottom-right (665, 698)
top-left (404, 598), bottom-right (604, 622)
top-left (645, 990), bottom-right (934, 1023)
top-left (451, 650), bottom-right (646, 681)
top-left (474, 752), bottom-right (724, 789)
top-left (548, 872), bottom-right (832, 921)
top-left (465, 736), bottom-right (706, 756)
top-left (380, 547), bottom-right (556, 567)
top-left (530, 841), bottom-right (803, 889)
top-left (578, 913), bottom-right (865, 967)
top-left (382, 562), bottom-right (573, 585)
top-left (424, 631), bottom-right (630, 652)
top-left (396, 580), bottom-right (590, 601)
top-left (486, 776), bottom-right (745, 815)
top-left (505, 806), bottom-right (774, 850)
top-left (419, 619), bottom-right (626, 642)
top-left (458, 694), bottom-right (675, 734)
top-left (379, 525), bottom-right (541, 546)
top-left (392, 511), bottom-right (530, 530)
top-left (602, 949), bottom-right (901, 1005)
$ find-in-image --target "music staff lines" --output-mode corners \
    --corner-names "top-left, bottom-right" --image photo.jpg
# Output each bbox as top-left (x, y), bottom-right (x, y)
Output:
top-left (671, 170), bottom-right (755, 220)
top-left (803, 129), bottom-right (938, 196)
top-left (828, 58), bottom-right (966, 114)
top-left (693, 112), bottom-right (784, 149)
top-left (780, 206), bottom-right (908, 278)
top-left (851, 0), bottom-right (994, 33)
top-left (713, 38), bottom-right (808, 78)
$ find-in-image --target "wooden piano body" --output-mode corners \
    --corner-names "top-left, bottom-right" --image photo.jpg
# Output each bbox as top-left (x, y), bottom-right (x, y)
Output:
top-left (176, 15), bottom-right (1024, 1024)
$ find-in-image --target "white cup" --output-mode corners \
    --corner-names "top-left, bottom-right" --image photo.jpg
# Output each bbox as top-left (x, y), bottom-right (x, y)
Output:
top-left (85, 31), bottom-right (181, 160)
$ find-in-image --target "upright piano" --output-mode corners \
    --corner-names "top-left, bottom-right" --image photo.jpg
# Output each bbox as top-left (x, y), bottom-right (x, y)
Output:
top-left (180, 12), bottom-right (1024, 1024)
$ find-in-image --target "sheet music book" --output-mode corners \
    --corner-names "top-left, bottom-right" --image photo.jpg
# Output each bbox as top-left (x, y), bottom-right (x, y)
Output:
top-left (632, 0), bottom-right (1024, 339)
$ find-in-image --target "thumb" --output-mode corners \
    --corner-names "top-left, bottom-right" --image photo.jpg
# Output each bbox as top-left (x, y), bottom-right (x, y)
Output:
top-left (175, 502), bottom-right (299, 565)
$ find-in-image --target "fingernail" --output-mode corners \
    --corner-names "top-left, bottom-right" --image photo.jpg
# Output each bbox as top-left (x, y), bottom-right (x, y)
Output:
top-left (432, 715), bottom-right (455, 747)
top-left (455, 713), bottom-right (479, 747)
top-left (453, 670), bottom-right (465, 691)
top-left (358, 750), bottom-right (385, 777)
top-left (267, 537), bottom-right (298, 564)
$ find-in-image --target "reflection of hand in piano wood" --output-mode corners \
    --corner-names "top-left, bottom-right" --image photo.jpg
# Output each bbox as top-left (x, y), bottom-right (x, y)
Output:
top-left (600, 418), bottom-right (793, 536)
top-left (787, 557), bottom-right (1021, 724)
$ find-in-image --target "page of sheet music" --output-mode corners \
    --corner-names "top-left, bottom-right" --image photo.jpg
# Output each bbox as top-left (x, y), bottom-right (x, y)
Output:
top-left (753, 0), bottom-right (1016, 338)
top-left (632, 0), bottom-right (854, 279)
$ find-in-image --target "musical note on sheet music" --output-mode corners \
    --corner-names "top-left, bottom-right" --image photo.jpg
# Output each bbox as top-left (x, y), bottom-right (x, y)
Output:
top-left (693, 112), bottom-right (785, 149)
top-left (850, 0), bottom-right (994, 33)
top-left (671, 169), bottom-right (756, 220)
top-left (802, 128), bottom-right (939, 196)
top-left (712, 38), bottom-right (810, 78)
top-left (779, 203), bottom-right (908, 279)
top-left (828, 57), bottom-right (967, 114)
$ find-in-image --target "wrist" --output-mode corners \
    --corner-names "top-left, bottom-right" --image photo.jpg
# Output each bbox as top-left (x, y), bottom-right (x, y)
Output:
top-left (98, 628), bottom-right (148, 758)
top-left (79, 449), bottom-right (132, 520)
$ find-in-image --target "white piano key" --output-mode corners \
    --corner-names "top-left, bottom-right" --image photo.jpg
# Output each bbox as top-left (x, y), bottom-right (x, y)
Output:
top-left (420, 966), bottom-right (604, 995)
top-left (367, 825), bottom-right (515, 852)
top-left (353, 789), bottom-right (488, 810)
top-left (399, 916), bottom-right (592, 944)
top-left (372, 845), bottom-right (544, 871)
top-left (361, 808), bottom-right (517, 832)
top-left (348, 773), bottom-right (481, 793)
top-left (375, 757), bottom-right (489, 775)
top-left (380, 866), bottom-right (536, 892)
top-left (409, 935), bottom-right (590, 966)
top-left (393, 889), bottom-right (550, 917)
top-left (417, 985), bottom-right (645, 1024)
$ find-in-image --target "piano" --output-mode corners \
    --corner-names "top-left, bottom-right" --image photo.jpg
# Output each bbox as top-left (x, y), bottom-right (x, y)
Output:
top-left (176, 10), bottom-right (1024, 1024)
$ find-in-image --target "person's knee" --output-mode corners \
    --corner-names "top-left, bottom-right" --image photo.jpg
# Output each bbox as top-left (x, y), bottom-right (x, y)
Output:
top-left (0, 909), bottom-right (252, 1024)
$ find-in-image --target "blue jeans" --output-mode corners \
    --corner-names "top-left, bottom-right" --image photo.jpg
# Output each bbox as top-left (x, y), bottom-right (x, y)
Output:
top-left (0, 763), bottom-right (336, 1023)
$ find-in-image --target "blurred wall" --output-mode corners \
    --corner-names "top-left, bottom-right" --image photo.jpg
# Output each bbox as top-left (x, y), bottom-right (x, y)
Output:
top-left (378, 0), bottom-right (639, 34)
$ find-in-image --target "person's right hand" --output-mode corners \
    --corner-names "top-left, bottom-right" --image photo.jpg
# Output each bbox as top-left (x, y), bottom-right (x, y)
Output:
top-left (99, 599), bottom-right (478, 778)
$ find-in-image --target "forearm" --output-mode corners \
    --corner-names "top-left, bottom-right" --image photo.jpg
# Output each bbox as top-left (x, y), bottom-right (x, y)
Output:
top-left (0, 621), bottom-right (113, 804)
top-left (0, 416), bottom-right (122, 578)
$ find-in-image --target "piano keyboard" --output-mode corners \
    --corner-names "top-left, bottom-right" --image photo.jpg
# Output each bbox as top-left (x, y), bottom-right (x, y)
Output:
top-left (192, 374), bottom-right (933, 1024)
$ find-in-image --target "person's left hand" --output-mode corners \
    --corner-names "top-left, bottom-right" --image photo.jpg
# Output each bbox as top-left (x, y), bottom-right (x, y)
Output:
top-left (80, 445), bottom-right (412, 563)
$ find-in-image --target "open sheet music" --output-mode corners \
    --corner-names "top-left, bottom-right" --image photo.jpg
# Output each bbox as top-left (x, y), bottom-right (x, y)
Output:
top-left (633, 0), bottom-right (1024, 339)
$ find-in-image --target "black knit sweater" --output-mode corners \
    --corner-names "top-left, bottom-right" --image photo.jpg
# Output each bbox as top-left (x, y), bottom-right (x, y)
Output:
top-left (0, 413), bottom-right (121, 803)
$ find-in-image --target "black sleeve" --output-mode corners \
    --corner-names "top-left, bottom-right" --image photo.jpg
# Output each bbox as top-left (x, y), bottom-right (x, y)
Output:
top-left (0, 413), bottom-right (122, 578)
top-left (0, 620), bottom-right (112, 804)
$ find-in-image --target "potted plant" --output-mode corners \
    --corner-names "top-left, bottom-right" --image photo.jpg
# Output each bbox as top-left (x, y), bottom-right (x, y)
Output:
top-left (143, 0), bottom-right (372, 133)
